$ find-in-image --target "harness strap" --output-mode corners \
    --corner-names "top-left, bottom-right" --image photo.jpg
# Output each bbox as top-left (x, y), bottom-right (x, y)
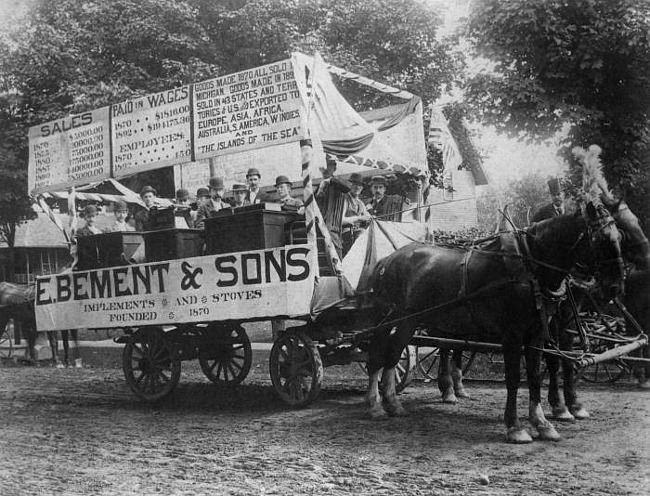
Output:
top-left (458, 250), bottom-right (472, 298)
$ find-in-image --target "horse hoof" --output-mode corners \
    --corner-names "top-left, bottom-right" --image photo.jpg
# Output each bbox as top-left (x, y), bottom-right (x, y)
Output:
top-left (455, 388), bottom-right (470, 399)
top-left (369, 407), bottom-right (388, 420)
top-left (551, 407), bottom-right (575, 422)
top-left (55, 363), bottom-right (65, 369)
top-left (505, 427), bottom-right (533, 444)
top-left (538, 425), bottom-right (561, 442)
top-left (442, 389), bottom-right (458, 404)
top-left (638, 380), bottom-right (650, 390)
top-left (386, 405), bottom-right (409, 417)
top-left (570, 407), bottom-right (590, 420)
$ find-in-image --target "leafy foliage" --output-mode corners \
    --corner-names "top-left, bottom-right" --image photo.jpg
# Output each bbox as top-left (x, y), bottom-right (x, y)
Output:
top-left (465, 0), bottom-right (650, 231)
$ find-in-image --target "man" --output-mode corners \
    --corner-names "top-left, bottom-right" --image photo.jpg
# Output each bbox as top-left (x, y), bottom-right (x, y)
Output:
top-left (195, 177), bottom-right (231, 228)
top-left (245, 167), bottom-right (271, 204)
top-left (106, 200), bottom-right (134, 232)
top-left (174, 188), bottom-right (192, 227)
top-left (533, 178), bottom-right (566, 222)
top-left (342, 173), bottom-right (371, 254)
top-left (315, 157), bottom-right (350, 258)
top-left (75, 205), bottom-right (102, 238)
top-left (189, 187), bottom-right (210, 228)
top-left (232, 183), bottom-right (251, 208)
top-left (133, 185), bottom-right (158, 231)
top-left (274, 175), bottom-right (303, 211)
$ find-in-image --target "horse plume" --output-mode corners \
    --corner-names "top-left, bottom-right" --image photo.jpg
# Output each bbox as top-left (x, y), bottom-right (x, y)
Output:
top-left (572, 144), bottom-right (612, 203)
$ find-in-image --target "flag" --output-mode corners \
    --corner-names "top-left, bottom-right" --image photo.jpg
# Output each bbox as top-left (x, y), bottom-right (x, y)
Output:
top-left (428, 107), bottom-right (462, 171)
top-left (37, 195), bottom-right (70, 244)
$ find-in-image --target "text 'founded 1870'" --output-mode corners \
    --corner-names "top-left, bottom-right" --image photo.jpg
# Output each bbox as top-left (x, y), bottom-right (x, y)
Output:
top-left (193, 60), bottom-right (301, 160)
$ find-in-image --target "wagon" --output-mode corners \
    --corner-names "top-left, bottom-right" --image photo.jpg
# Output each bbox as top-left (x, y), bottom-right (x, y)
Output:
top-left (28, 53), bottom-right (429, 406)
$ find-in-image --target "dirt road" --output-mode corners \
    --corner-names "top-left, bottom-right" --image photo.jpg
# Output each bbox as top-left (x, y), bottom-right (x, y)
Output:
top-left (0, 356), bottom-right (648, 496)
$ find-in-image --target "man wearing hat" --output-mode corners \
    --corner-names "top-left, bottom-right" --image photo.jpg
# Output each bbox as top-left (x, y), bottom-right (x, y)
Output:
top-left (75, 204), bottom-right (102, 238)
top-left (232, 183), bottom-right (251, 208)
top-left (315, 157), bottom-right (350, 257)
top-left (274, 175), bottom-right (303, 210)
top-left (245, 167), bottom-right (271, 204)
top-left (365, 175), bottom-right (407, 221)
top-left (342, 173), bottom-right (371, 254)
top-left (533, 177), bottom-right (566, 222)
top-left (134, 185), bottom-right (158, 231)
top-left (107, 199), bottom-right (135, 232)
top-left (195, 177), bottom-right (231, 228)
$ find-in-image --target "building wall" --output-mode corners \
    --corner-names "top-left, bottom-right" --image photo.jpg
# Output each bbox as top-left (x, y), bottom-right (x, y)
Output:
top-left (426, 170), bottom-right (478, 231)
top-left (1, 248), bottom-right (71, 283)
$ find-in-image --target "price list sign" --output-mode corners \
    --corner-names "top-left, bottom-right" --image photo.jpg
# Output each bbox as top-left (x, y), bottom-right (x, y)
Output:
top-left (28, 108), bottom-right (111, 194)
top-left (193, 59), bottom-right (301, 160)
top-left (111, 86), bottom-right (192, 178)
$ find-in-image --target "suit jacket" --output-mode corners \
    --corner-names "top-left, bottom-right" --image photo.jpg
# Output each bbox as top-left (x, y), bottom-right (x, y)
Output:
top-left (245, 189), bottom-right (271, 204)
top-left (133, 208), bottom-right (150, 232)
top-left (75, 225), bottom-right (101, 239)
top-left (195, 199), bottom-right (231, 228)
top-left (532, 203), bottom-right (564, 223)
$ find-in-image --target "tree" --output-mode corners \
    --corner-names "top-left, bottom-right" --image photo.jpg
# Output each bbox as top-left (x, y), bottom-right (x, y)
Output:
top-left (465, 0), bottom-right (650, 231)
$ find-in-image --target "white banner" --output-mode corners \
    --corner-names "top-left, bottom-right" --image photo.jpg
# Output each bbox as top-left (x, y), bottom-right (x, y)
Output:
top-left (28, 107), bottom-right (111, 194)
top-left (193, 59), bottom-right (301, 160)
top-left (35, 245), bottom-right (315, 331)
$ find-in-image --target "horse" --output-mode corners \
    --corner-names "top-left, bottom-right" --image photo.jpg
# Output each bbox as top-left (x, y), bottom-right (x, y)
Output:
top-left (0, 281), bottom-right (80, 366)
top-left (545, 198), bottom-right (650, 421)
top-left (367, 200), bottom-right (625, 443)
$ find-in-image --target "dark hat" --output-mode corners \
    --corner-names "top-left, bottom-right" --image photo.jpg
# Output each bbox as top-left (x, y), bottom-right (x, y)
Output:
top-left (114, 199), bottom-right (128, 212)
top-left (349, 173), bottom-right (364, 185)
top-left (300, 139), bottom-right (313, 148)
top-left (370, 175), bottom-right (387, 185)
top-left (275, 175), bottom-right (292, 187)
top-left (232, 183), bottom-right (247, 193)
top-left (175, 188), bottom-right (190, 201)
top-left (246, 168), bottom-right (261, 178)
top-left (209, 177), bottom-right (225, 189)
top-left (83, 205), bottom-right (98, 216)
top-left (547, 178), bottom-right (562, 196)
top-left (139, 185), bottom-right (157, 197)
top-left (196, 187), bottom-right (210, 198)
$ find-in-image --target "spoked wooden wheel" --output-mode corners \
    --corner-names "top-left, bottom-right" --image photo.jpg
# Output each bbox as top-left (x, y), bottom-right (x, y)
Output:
top-left (270, 332), bottom-right (323, 407)
top-left (416, 346), bottom-right (440, 380)
top-left (199, 325), bottom-right (252, 386)
top-left (578, 358), bottom-right (628, 383)
top-left (122, 327), bottom-right (181, 401)
top-left (359, 345), bottom-right (417, 393)
top-left (0, 321), bottom-right (14, 359)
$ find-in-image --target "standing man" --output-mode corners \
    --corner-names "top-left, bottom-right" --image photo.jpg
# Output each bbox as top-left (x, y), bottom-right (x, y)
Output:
top-left (232, 183), bottom-right (251, 208)
top-left (315, 157), bottom-right (350, 258)
top-left (274, 175), bottom-right (303, 211)
top-left (195, 177), bottom-right (230, 228)
top-left (245, 168), bottom-right (270, 204)
top-left (532, 178), bottom-right (566, 222)
top-left (342, 173), bottom-right (371, 254)
top-left (133, 185), bottom-right (158, 231)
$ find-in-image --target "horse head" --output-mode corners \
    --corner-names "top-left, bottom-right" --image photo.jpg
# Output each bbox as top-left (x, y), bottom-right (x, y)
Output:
top-left (576, 200), bottom-right (625, 300)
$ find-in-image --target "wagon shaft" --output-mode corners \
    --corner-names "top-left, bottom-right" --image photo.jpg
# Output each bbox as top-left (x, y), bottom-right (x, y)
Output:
top-left (576, 335), bottom-right (649, 368)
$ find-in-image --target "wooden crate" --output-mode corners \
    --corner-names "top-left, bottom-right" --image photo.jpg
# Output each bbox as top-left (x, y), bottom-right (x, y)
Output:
top-left (76, 232), bottom-right (144, 270)
top-left (144, 228), bottom-right (204, 262)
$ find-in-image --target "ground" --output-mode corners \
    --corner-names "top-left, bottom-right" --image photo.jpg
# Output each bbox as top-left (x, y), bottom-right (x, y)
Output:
top-left (0, 346), bottom-right (648, 496)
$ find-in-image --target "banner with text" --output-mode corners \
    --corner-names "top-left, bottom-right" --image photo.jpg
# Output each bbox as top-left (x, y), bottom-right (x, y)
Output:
top-left (111, 85), bottom-right (193, 178)
top-left (193, 59), bottom-right (301, 159)
top-left (28, 107), bottom-right (111, 194)
top-left (35, 245), bottom-right (315, 331)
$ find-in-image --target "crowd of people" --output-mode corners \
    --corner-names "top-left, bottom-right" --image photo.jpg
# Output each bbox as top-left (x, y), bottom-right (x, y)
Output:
top-left (73, 162), bottom-right (409, 258)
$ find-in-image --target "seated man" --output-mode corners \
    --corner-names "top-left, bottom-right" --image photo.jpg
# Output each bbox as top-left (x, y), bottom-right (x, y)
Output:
top-left (342, 173), bottom-right (371, 254)
top-left (133, 185), bottom-right (158, 231)
top-left (232, 183), bottom-right (251, 208)
top-left (532, 177), bottom-right (566, 222)
top-left (106, 200), bottom-right (134, 232)
top-left (274, 175), bottom-right (303, 212)
top-left (195, 177), bottom-right (231, 228)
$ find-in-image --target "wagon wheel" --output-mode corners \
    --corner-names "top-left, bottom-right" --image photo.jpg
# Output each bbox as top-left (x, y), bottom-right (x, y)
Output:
top-left (122, 327), bottom-right (181, 402)
top-left (358, 345), bottom-right (416, 393)
top-left (0, 320), bottom-right (13, 359)
top-left (198, 324), bottom-right (252, 386)
top-left (577, 356), bottom-right (629, 383)
top-left (415, 347), bottom-right (477, 380)
top-left (270, 332), bottom-right (323, 407)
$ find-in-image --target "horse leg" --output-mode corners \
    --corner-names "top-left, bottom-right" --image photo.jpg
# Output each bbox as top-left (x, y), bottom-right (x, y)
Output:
top-left (382, 319), bottom-right (415, 417)
top-left (561, 322), bottom-right (589, 419)
top-left (69, 329), bottom-right (81, 367)
top-left (437, 349), bottom-right (457, 404)
top-left (25, 321), bottom-right (37, 364)
top-left (451, 349), bottom-right (470, 399)
top-left (503, 338), bottom-right (532, 443)
top-left (366, 368), bottom-right (386, 419)
top-left (527, 340), bottom-right (560, 441)
top-left (547, 319), bottom-right (575, 421)
top-left (61, 330), bottom-right (70, 366)
top-left (366, 326), bottom-right (390, 419)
